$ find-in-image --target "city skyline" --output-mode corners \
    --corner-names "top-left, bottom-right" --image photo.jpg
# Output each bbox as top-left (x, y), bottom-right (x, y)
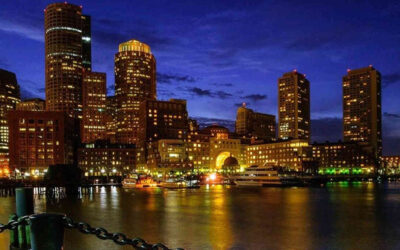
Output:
top-left (0, 0), bottom-right (399, 154)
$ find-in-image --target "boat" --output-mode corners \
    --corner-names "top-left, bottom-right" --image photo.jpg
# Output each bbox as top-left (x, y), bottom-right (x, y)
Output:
top-left (234, 165), bottom-right (302, 187)
top-left (122, 177), bottom-right (158, 188)
top-left (121, 178), bottom-right (137, 188)
top-left (159, 178), bottom-right (200, 189)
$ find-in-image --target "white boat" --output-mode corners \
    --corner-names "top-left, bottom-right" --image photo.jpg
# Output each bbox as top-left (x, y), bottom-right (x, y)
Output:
top-left (159, 178), bottom-right (200, 189)
top-left (122, 178), bottom-right (137, 188)
top-left (234, 165), bottom-right (301, 187)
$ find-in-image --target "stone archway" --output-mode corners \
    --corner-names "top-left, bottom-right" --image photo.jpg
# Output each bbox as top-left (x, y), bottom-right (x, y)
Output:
top-left (215, 152), bottom-right (232, 169)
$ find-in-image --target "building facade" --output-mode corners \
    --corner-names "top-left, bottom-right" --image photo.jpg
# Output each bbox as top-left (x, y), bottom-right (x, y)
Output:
top-left (312, 141), bottom-right (375, 175)
top-left (382, 156), bottom-right (400, 175)
top-left (16, 98), bottom-right (45, 111)
top-left (343, 66), bottom-right (382, 157)
top-left (81, 15), bottom-right (91, 71)
top-left (278, 71), bottom-right (310, 141)
top-left (78, 141), bottom-right (135, 177)
top-left (45, 3), bottom-right (88, 118)
top-left (81, 71), bottom-right (106, 143)
top-left (105, 96), bottom-right (117, 143)
top-left (115, 40), bottom-right (156, 144)
top-left (246, 139), bottom-right (312, 171)
top-left (8, 111), bottom-right (78, 177)
top-left (0, 69), bottom-right (20, 173)
top-left (235, 103), bottom-right (276, 141)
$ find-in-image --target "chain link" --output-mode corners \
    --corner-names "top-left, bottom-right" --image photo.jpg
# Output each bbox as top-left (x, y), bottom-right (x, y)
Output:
top-left (62, 215), bottom-right (173, 250)
top-left (0, 215), bottom-right (30, 233)
top-left (0, 215), bottom-right (177, 250)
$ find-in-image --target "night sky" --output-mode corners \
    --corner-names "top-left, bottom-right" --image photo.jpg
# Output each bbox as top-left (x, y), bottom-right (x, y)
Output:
top-left (0, 0), bottom-right (399, 154)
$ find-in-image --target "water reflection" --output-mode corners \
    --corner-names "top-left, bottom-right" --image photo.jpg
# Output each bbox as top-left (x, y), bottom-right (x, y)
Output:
top-left (0, 183), bottom-right (400, 249)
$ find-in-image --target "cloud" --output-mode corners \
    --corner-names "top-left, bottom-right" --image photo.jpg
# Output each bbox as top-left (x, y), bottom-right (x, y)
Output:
top-left (157, 73), bottom-right (196, 84)
top-left (234, 102), bottom-right (249, 107)
top-left (186, 87), bottom-right (233, 99)
top-left (382, 73), bottom-right (400, 88)
top-left (191, 116), bottom-right (235, 132)
top-left (211, 82), bottom-right (233, 87)
top-left (384, 112), bottom-right (400, 119)
top-left (242, 94), bottom-right (267, 101)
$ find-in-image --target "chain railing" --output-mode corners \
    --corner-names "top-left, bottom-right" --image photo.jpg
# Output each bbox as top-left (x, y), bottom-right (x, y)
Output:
top-left (0, 188), bottom-right (181, 250)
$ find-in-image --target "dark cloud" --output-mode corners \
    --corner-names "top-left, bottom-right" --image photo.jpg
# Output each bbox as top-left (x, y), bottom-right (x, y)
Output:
top-left (187, 87), bottom-right (233, 99)
top-left (36, 87), bottom-right (45, 93)
top-left (243, 94), bottom-right (267, 101)
top-left (384, 112), bottom-right (400, 119)
top-left (157, 73), bottom-right (196, 84)
top-left (191, 116), bottom-right (235, 132)
top-left (234, 102), bottom-right (248, 107)
top-left (382, 73), bottom-right (400, 88)
top-left (211, 82), bottom-right (233, 87)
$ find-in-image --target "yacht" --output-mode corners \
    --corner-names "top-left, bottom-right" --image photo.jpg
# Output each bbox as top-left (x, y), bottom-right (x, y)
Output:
top-left (234, 165), bottom-right (301, 187)
top-left (159, 178), bottom-right (200, 189)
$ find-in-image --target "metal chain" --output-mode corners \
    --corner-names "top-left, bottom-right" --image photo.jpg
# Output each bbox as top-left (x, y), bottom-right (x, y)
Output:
top-left (0, 215), bottom-right (30, 233)
top-left (62, 216), bottom-right (176, 250)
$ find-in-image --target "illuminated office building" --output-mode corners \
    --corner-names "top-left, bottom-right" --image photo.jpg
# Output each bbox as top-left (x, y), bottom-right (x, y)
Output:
top-left (246, 139), bottom-right (312, 171)
top-left (137, 99), bottom-right (188, 167)
top-left (0, 69), bottom-right (20, 173)
top-left (45, 3), bottom-right (89, 118)
top-left (235, 103), bottom-right (276, 141)
top-left (278, 71), bottom-right (310, 141)
top-left (343, 66), bottom-right (382, 157)
top-left (17, 98), bottom-right (45, 111)
top-left (312, 141), bottom-right (375, 175)
top-left (382, 156), bottom-right (400, 175)
top-left (8, 111), bottom-right (79, 176)
top-left (115, 39), bottom-right (156, 144)
top-left (78, 141), bottom-right (135, 177)
top-left (105, 96), bottom-right (117, 143)
top-left (81, 71), bottom-right (106, 143)
top-left (81, 15), bottom-right (91, 70)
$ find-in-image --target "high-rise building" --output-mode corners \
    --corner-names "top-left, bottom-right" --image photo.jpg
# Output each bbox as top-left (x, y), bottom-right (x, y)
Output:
top-left (235, 103), bottom-right (276, 141)
top-left (81, 71), bottom-right (106, 143)
top-left (81, 15), bottom-right (92, 71)
top-left (0, 69), bottom-right (20, 173)
top-left (16, 98), bottom-right (45, 111)
top-left (278, 70), bottom-right (310, 141)
top-left (45, 3), bottom-right (88, 118)
top-left (115, 39), bottom-right (156, 144)
top-left (105, 96), bottom-right (118, 143)
top-left (8, 111), bottom-right (79, 176)
top-left (343, 66), bottom-right (382, 157)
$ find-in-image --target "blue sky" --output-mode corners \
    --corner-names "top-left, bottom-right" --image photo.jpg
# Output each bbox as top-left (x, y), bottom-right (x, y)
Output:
top-left (0, 0), bottom-right (399, 154)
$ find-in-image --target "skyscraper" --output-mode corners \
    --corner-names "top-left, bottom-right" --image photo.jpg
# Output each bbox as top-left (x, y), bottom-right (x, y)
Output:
top-left (81, 15), bottom-right (92, 71)
top-left (115, 39), bottom-right (156, 144)
top-left (278, 70), bottom-right (310, 141)
top-left (0, 69), bottom-right (20, 172)
top-left (235, 103), bottom-right (276, 141)
top-left (343, 66), bottom-right (382, 157)
top-left (81, 71), bottom-right (107, 143)
top-left (45, 3), bottom-right (88, 118)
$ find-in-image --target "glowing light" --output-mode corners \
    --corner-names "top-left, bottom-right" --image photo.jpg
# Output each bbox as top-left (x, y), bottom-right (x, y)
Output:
top-left (209, 173), bottom-right (217, 181)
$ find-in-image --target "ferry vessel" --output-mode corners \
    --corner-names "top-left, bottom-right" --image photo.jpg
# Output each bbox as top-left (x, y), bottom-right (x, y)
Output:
top-left (234, 165), bottom-right (302, 187)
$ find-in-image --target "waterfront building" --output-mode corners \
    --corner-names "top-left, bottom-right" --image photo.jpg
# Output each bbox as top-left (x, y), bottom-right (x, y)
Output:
top-left (78, 140), bottom-right (135, 177)
top-left (16, 98), bottom-right (45, 111)
top-left (343, 66), bottom-right (382, 158)
top-left (45, 3), bottom-right (88, 118)
top-left (81, 15), bottom-right (91, 71)
top-left (8, 111), bottom-right (79, 177)
top-left (115, 39), bottom-right (156, 144)
top-left (105, 96), bottom-right (117, 143)
top-left (187, 125), bottom-right (246, 172)
top-left (81, 71), bottom-right (106, 143)
top-left (0, 69), bottom-right (20, 174)
top-left (312, 141), bottom-right (375, 175)
top-left (246, 139), bottom-right (313, 171)
top-left (278, 70), bottom-right (310, 141)
top-left (146, 139), bottom-right (191, 173)
top-left (382, 156), bottom-right (400, 175)
top-left (235, 103), bottom-right (276, 141)
top-left (137, 99), bottom-right (189, 168)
